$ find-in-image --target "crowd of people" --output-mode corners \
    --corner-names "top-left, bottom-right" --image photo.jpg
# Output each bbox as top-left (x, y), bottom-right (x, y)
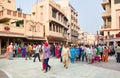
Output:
top-left (3, 41), bottom-right (120, 73)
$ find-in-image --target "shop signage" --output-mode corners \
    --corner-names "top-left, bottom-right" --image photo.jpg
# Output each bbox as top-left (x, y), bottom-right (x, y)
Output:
top-left (4, 26), bottom-right (10, 31)
top-left (116, 32), bottom-right (120, 38)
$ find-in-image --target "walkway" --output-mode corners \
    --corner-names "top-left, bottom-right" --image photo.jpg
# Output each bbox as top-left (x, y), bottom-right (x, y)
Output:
top-left (0, 56), bottom-right (120, 78)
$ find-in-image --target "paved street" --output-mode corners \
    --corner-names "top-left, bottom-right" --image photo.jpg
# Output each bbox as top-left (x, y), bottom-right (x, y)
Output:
top-left (0, 56), bottom-right (120, 78)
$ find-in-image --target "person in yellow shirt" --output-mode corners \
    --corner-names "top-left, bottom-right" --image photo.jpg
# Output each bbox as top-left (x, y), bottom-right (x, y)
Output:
top-left (29, 44), bottom-right (33, 60)
top-left (29, 44), bottom-right (33, 52)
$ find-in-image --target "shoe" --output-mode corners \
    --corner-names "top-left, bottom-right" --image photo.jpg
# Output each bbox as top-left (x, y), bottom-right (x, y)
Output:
top-left (66, 67), bottom-right (68, 69)
top-left (44, 71), bottom-right (47, 73)
top-left (49, 66), bottom-right (51, 71)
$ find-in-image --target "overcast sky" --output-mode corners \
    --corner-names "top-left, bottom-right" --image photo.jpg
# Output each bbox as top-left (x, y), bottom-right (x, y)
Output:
top-left (16, 0), bottom-right (104, 34)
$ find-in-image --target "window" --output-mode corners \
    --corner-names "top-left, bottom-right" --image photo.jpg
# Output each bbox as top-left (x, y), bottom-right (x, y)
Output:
top-left (58, 13), bottom-right (60, 21)
top-left (52, 9), bottom-right (57, 18)
top-left (108, 17), bottom-right (111, 22)
top-left (108, 31), bottom-right (110, 36)
top-left (115, 0), bottom-right (120, 4)
top-left (7, 10), bottom-right (11, 15)
top-left (13, 11), bottom-right (17, 16)
top-left (56, 25), bottom-right (58, 32)
top-left (23, 14), bottom-right (26, 18)
top-left (49, 22), bottom-right (52, 31)
top-left (18, 13), bottom-right (22, 17)
top-left (8, 0), bottom-right (11, 3)
top-left (32, 12), bottom-right (35, 15)
top-left (16, 23), bottom-right (20, 27)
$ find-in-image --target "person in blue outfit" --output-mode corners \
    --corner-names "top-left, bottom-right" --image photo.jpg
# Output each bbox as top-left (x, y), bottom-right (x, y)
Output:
top-left (70, 45), bottom-right (75, 63)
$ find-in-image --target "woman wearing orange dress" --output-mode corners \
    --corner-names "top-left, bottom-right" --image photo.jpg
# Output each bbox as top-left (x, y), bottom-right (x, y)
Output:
top-left (102, 47), bottom-right (108, 62)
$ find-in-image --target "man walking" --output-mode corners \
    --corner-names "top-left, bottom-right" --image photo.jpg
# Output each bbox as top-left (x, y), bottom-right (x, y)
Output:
top-left (9, 42), bottom-right (14, 60)
top-left (42, 42), bottom-right (51, 73)
top-left (33, 44), bottom-right (41, 62)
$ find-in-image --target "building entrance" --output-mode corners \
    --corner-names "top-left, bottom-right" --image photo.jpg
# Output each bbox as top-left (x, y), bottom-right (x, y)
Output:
top-left (1, 39), bottom-right (7, 54)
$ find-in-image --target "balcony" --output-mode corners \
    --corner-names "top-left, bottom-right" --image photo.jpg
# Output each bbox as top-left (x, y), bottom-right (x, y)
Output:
top-left (101, 0), bottom-right (110, 6)
top-left (49, 31), bottom-right (63, 38)
top-left (100, 25), bottom-right (111, 31)
top-left (49, 17), bottom-right (68, 29)
top-left (101, 0), bottom-right (110, 9)
top-left (0, 9), bottom-right (27, 22)
top-left (102, 11), bottom-right (111, 18)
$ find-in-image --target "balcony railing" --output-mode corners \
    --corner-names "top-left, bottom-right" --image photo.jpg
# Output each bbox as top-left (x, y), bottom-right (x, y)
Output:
top-left (102, 11), bottom-right (111, 17)
top-left (102, 0), bottom-right (109, 2)
top-left (101, 25), bottom-right (111, 29)
top-left (101, 0), bottom-right (110, 8)
top-left (0, 9), bottom-right (27, 20)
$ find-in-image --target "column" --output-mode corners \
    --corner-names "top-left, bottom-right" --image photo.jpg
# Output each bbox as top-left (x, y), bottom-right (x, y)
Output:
top-left (55, 24), bottom-right (56, 32)
top-left (51, 23), bottom-right (53, 31)
top-left (58, 25), bottom-right (60, 33)
top-left (56, 12), bottom-right (58, 20)
top-left (7, 38), bottom-right (9, 46)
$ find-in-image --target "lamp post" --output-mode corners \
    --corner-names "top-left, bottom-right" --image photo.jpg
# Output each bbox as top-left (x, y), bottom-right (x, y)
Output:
top-left (31, 25), bottom-right (35, 43)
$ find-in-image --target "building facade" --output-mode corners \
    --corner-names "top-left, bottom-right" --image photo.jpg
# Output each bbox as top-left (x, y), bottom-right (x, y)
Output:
top-left (0, 0), bottom-right (45, 55)
top-left (56, 0), bottom-right (80, 44)
top-left (100, 0), bottom-right (120, 46)
top-left (0, 0), bottom-right (81, 55)
top-left (80, 32), bottom-right (95, 45)
top-left (32, 0), bottom-right (68, 44)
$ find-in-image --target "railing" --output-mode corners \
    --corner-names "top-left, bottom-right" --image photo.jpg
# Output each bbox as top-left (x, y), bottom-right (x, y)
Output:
top-left (102, 0), bottom-right (109, 2)
top-left (101, 25), bottom-right (111, 29)
top-left (0, 9), bottom-right (27, 19)
top-left (102, 11), bottom-right (111, 17)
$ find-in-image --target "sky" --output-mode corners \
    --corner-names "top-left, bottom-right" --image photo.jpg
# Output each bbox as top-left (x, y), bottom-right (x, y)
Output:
top-left (16, 0), bottom-right (104, 34)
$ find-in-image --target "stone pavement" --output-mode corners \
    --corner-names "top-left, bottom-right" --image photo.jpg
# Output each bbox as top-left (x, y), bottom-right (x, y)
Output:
top-left (0, 70), bottom-right (9, 78)
top-left (0, 56), bottom-right (120, 78)
top-left (92, 56), bottom-right (120, 71)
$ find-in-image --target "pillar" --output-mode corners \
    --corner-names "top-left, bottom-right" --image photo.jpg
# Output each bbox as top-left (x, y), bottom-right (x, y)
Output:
top-left (7, 38), bottom-right (9, 46)
top-left (55, 24), bottom-right (56, 32)
top-left (51, 23), bottom-right (53, 31)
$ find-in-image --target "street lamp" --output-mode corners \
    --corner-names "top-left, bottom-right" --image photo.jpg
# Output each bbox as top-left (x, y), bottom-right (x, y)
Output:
top-left (31, 25), bottom-right (36, 43)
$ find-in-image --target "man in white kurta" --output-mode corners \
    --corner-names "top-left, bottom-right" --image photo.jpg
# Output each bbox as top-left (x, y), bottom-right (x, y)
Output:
top-left (61, 46), bottom-right (70, 69)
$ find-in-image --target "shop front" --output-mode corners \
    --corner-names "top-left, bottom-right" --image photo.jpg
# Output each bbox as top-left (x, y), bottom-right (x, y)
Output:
top-left (47, 36), bottom-right (67, 45)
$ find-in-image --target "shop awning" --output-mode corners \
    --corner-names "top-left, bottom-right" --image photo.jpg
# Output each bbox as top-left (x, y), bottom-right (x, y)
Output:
top-left (11, 20), bottom-right (24, 25)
